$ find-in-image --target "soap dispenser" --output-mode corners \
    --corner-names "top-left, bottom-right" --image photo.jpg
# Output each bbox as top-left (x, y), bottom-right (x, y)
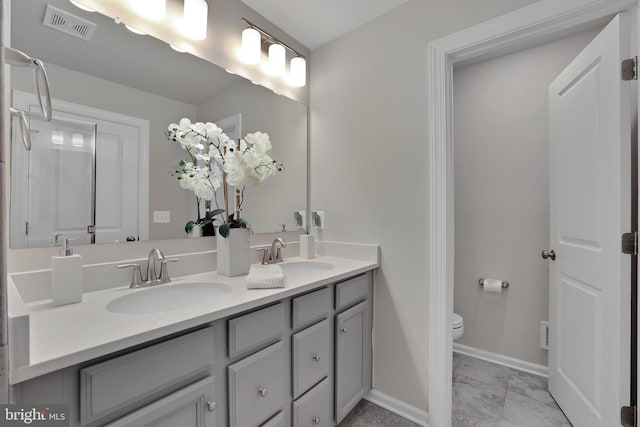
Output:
top-left (51, 237), bottom-right (83, 307)
top-left (300, 229), bottom-right (315, 259)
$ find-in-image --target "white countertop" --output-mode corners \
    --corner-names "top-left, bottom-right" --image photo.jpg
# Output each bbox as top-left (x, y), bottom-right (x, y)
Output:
top-left (8, 255), bottom-right (378, 384)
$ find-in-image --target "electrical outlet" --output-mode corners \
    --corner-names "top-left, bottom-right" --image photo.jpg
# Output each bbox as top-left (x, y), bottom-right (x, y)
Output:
top-left (312, 211), bottom-right (325, 229)
top-left (540, 321), bottom-right (549, 350)
top-left (153, 211), bottom-right (171, 223)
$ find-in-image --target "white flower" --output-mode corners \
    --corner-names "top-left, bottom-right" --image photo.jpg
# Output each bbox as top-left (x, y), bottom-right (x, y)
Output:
top-left (244, 131), bottom-right (272, 154)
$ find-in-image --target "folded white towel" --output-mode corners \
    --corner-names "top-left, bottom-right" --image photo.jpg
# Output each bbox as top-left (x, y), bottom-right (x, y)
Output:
top-left (246, 264), bottom-right (286, 289)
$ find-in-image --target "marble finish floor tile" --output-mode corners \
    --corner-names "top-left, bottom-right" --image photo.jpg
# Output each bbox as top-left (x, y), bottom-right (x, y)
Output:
top-left (453, 374), bottom-right (507, 419)
top-left (454, 354), bottom-right (511, 389)
top-left (452, 353), bottom-right (572, 427)
top-left (339, 400), bottom-right (420, 427)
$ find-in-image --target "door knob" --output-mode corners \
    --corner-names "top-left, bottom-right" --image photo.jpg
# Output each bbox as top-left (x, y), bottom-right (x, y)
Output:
top-left (541, 250), bottom-right (556, 260)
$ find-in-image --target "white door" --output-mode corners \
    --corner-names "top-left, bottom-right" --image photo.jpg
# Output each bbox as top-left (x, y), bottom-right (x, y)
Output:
top-left (548, 14), bottom-right (631, 427)
top-left (94, 120), bottom-right (140, 243)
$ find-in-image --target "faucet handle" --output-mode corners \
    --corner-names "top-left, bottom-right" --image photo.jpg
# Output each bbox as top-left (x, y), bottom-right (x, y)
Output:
top-left (116, 263), bottom-right (144, 288)
top-left (256, 248), bottom-right (270, 265)
top-left (159, 258), bottom-right (179, 283)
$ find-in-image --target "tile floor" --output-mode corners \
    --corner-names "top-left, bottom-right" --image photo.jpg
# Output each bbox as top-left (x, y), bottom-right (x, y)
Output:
top-left (452, 353), bottom-right (571, 427)
top-left (339, 353), bottom-right (572, 427)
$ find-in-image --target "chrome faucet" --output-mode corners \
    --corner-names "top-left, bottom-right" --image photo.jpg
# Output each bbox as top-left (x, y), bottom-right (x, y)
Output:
top-left (116, 248), bottom-right (180, 288)
top-left (270, 238), bottom-right (287, 263)
top-left (146, 248), bottom-right (165, 283)
top-left (255, 238), bottom-right (288, 265)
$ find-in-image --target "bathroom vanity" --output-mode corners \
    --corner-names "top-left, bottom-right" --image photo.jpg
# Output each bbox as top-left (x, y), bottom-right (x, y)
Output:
top-left (8, 254), bottom-right (377, 427)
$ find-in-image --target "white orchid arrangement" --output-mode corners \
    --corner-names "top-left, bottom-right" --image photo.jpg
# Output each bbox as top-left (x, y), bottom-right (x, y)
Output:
top-left (168, 118), bottom-right (282, 237)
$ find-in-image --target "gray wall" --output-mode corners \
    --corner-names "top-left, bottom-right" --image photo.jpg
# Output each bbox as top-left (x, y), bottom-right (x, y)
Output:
top-left (452, 29), bottom-right (600, 366)
top-left (10, 63), bottom-right (197, 241)
top-left (309, 0), bottom-right (538, 410)
top-left (197, 82), bottom-right (307, 232)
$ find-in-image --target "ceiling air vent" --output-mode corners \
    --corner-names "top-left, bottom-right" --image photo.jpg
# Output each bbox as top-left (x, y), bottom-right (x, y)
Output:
top-left (43, 5), bottom-right (97, 41)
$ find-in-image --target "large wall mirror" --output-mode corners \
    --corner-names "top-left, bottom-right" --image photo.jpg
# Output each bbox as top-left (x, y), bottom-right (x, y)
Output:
top-left (9, 0), bottom-right (307, 249)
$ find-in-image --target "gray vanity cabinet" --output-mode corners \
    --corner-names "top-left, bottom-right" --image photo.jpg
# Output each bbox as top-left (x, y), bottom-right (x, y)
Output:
top-left (335, 301), bottom-right (369, 423)
top-left (105, 376), bottom-right (216, 427)
top-left (12, 271), bottom-right (374, 427)
top-left (228, 341), bottom-right (285, 427)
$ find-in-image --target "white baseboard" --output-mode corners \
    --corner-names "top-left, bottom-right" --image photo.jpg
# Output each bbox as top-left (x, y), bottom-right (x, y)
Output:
top-left (364, 389), bottom-right (429, 426)
top-left (453, 343), bottom-right (548, 378)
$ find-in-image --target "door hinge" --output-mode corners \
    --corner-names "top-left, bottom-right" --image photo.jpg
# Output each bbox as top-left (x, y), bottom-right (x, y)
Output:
top-left (621, 405), bottom-right (636, 427)
top-left (622, 232), bottom-right (638, 255)
top-left (87, 225), bottom-right (95, 235)
top-left (25, 221), bottom-right (29, 236)
top-left (622, 56), bottom-right (638, 81)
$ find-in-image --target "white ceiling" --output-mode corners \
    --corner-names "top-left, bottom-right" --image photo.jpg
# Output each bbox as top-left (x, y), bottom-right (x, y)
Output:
top-left (240, 0), bottom-right (412, 50)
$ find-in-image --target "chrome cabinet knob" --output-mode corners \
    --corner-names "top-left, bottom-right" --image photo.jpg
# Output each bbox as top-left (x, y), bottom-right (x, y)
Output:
top-left (340, 327), bottom-right (347, 334)
top-left (206, 401), bottom-right (217, 412)
top-left (312, 354), bottom-right (321, 362)
top-left (541, 250), bottom-right (556, 261)
top-left (313, 416), bottom-right (320, 425)
top-left (258, 387), bottom-right (268, 397)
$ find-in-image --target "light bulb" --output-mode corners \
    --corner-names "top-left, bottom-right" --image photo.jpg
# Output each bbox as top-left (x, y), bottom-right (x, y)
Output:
top-left (132, 0), bottom-right (166, 20)
top-left (51, 131), bottom-right (64, 145)
top-left (183, 0), bottom-right (208, 41)
top-left (241, 28), bottom-right (261, 65)
top-left (125, 25), bottom-right (146, 35)
top-left (288, 57), bottom-right (306, 87)
top-left (72, 133), bottom-right (84, 147)
top-left (267, 44), bottom-right (286, 76)
top-left (69, 0), bottom-right (95, 12)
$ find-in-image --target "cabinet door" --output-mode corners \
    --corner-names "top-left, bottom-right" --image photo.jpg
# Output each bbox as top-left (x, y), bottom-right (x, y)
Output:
top-left (105, 376), bottom-right (216, 427)
top-left (335, 301), bottom-right (367, 423)
top-left (228, 341), bottom-right (285, 427)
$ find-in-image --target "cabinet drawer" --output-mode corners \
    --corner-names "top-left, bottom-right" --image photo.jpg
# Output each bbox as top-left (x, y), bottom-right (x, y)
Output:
top-left (293, 377), bottom-right (332, 427)
top-left (335, 274), bottom-right (369, 310)
top-left (228, 303), bottom-right (286, 358)
top-left (105, 376), bottom-right (216, 427)
top-left (260, 411), bottom-right (285, 427)
top-left (228, 341), bottom-right (285, 427)
top-left (292, 287), bottom-right (331, 329)
top-left (292, 319), bottom-right (330, 398)
top-left (80, 327), bottom-right (214, 425)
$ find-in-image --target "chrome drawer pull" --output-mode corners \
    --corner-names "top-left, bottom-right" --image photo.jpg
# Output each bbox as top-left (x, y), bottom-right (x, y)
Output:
top-left (206, 401), bottom-right (217, 412)
top-left (313, 416), bottom-right (320, 424)
top-left (312, 354), bottom-right (321, 362)
top-left (258, 387), bottom-right (268, 397)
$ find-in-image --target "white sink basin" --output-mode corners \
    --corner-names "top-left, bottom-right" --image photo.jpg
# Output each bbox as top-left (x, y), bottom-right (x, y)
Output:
top-left (279, 261), bottom-right (334, 274)
top-left (106, 282), bottom-right (232, 314)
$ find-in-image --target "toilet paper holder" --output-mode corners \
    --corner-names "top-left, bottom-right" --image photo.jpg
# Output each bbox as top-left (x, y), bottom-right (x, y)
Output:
top-left (479, 278), bottom-right (509, 288)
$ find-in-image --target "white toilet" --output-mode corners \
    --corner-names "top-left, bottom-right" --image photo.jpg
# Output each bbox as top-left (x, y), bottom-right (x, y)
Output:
top-left (452, 312), bottom-right (464, 341)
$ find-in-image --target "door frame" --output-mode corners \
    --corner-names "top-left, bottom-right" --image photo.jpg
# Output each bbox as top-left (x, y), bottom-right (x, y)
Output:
top-left (426, 0), bottom-right (637, 426)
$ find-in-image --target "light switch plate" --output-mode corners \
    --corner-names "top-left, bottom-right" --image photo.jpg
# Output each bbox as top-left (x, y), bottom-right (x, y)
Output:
top-left (153, 211), bottom-right (170, 223)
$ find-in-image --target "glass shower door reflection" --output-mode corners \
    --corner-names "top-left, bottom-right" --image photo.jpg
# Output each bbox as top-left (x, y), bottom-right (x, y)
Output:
top-left (25, 116), bottom-right (96, 248)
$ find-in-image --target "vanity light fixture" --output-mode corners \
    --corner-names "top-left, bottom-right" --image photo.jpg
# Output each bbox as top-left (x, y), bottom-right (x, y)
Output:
top-left (288, 57), bottom-right (307, 87)
top-left (169, 44), bottom-right (187, 53)
top-left (183, 0), bottom-right (208, 41)
top-left (72, 133), bottom-right (84, 148)
top-left (51, 130), bottom-right (64, 145)
top-left (241, 28), bottom-right (262, 65)
top-left (267, 43), bottom-right (286, 77)
top-left (241, 18), bottom-right (307, 87)
top-left (69, 0), bottom-right (95, 12)
top-left (125, 24), bottom-right (146, 35)
top-left (133, 0), bottom-right (166, 20)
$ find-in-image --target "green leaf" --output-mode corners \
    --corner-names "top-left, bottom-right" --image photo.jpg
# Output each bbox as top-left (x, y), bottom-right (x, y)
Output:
top-left (185, 220), bottom-right (196, 234)
top-left (218, 224), bottom-right (229, 238)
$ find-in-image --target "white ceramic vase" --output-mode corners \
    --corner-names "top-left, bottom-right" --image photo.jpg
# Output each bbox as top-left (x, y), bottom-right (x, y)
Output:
top-left (216, 227), bottom-right (250, 276)
top-left (188, 224), bottom-right (203, 238)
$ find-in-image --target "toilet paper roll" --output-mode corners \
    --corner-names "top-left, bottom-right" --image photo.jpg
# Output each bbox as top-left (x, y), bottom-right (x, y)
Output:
top-left (482, 278), bottom-right (503, 294)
